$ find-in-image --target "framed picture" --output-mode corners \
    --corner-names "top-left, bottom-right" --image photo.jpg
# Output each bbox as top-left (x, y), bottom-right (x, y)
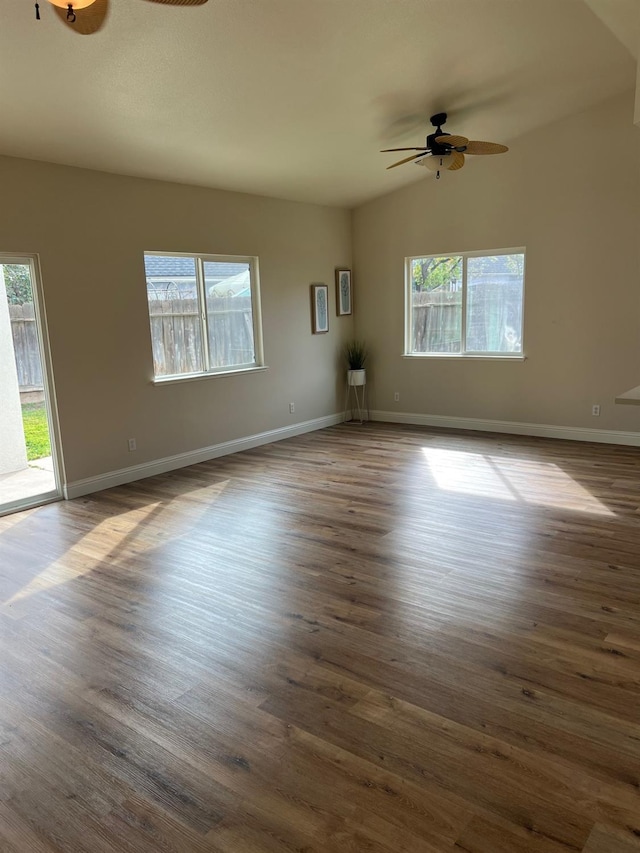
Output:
top-left (335, 269), bottom-right (352, 316)
top-left (311, 284), bottom-right (329, 334)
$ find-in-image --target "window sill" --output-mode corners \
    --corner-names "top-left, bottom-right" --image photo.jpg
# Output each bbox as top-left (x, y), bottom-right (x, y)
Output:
top-left (153, 365), bottom-right (269, 385)
top-left (402, 354), bottom-right (526, 361)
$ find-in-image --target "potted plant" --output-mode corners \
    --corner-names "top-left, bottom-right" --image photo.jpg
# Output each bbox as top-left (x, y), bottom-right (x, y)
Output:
top-left (345, 340), bottom-right (367, 386)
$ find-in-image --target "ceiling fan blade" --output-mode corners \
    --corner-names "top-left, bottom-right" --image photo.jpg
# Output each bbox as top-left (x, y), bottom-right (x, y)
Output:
top-left (465, 141), bottom-right (509, 155)
top-left (435, 134), bottom-right (469, 148)
top-left (380, 147), bottom-right (430, 153)
top-left (141, 0), bottom-right (208, 5)
top-left (447, 152), bottom-right (465, 171)
top-left (52, 0), bottom-right (108, 33)
top-left (386, 152), bottom-right (430, 170)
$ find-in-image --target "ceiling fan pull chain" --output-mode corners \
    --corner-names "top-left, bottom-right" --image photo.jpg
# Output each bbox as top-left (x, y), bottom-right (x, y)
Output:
top-left (66, 3), bottom-right (76, 21)
top-left (34, 2), bottom-right (40, 19)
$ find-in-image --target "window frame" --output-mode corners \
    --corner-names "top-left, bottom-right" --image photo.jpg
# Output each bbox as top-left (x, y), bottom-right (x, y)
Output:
top-left (145, 250), bottom-right (265, 382)
top-left (404, 247), bottom-right (526, 359)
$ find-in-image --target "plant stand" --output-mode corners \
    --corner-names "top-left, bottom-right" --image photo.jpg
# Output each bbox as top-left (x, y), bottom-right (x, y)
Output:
top-left (344, 375), bottom-right (368, 424)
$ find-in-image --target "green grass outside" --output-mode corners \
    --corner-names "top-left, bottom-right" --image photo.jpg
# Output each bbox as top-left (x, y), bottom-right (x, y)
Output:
top-left (21, 403), bottom-right (51, 461)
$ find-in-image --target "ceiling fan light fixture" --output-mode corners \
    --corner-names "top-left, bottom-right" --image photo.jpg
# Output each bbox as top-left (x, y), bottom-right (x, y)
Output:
top-left (37, 0), bottom-right (205, 31)
top-left (47, 0), bottom-right (97, 9)
top-left (421, 154), bottom-right (452, 172)
top-left (417, 155), bottom-right (450, 180)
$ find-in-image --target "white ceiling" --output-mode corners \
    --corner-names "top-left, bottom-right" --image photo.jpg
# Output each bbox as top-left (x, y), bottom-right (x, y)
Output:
top-left (0, 0), bottom-right (637, 207)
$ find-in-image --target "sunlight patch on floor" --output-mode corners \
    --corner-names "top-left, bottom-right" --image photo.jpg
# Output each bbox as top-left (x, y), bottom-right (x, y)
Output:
top-left (421, 448), bottom-right (613, 515)
top-left (4, 501), bottom-right (163, 605)
top-left (0, 512), bottom-right (30, 532)
top-left (3, 479), bottom-right (230, 605)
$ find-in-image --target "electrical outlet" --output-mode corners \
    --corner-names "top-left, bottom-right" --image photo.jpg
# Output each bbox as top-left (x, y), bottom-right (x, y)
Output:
top-left (394, 392), bottom-right (400, 402)
top-left (289, 402), bottom-right (295, 414)
top-left (128, 438), bottom-right (137, 451)
top-left (592, 404), bottom-right (600, 417)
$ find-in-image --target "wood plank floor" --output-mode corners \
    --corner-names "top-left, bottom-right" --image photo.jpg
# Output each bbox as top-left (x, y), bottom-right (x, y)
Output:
top-left (2, 422), bottom-right (640, 852)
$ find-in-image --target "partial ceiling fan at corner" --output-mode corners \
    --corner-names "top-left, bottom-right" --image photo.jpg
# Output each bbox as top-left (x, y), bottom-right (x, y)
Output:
top-left (38, 0), bottom-right (207, 36)
top-left (381, 112), bottom-right (508, 179)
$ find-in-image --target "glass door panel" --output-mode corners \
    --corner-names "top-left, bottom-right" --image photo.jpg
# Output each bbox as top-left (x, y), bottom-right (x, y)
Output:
top-left (0, 259), bottom-right (61, 515)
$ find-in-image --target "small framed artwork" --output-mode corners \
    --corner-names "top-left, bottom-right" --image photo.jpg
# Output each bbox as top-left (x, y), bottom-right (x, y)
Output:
top-left (335, 269), bottom-right (352, 316)
top-left (311, 284), bottom-right (329, 334)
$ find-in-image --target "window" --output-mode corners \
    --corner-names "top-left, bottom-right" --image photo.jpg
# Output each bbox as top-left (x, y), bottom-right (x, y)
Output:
top-left (405, 249), bottom-right (525, 357)
top-left (144, 252), bottom-right (263, 379)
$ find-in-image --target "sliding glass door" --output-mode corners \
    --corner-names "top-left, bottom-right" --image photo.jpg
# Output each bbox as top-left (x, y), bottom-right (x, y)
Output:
top-left (0, 256), bottom-right (62, 515)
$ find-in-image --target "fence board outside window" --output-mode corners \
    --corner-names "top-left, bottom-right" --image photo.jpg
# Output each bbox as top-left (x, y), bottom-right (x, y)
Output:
top-left (9, 302), bottom-right (43, 388)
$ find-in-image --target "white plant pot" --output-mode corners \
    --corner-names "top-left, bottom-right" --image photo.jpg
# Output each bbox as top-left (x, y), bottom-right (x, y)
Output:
top-left (348, 369), bottom-right (366, 386)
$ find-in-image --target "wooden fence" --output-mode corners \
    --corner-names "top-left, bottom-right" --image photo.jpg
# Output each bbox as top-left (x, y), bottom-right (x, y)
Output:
top-left (11, 287), bottom-right (517, 383)
top-left (412, 295), bottom-right (461, 353)
top-left (411, 282), bottom-right (522, 353)
top-left (148, 295), bottom-right (255, 376)
top-left (9, 296), bottom-right (256, 386)
top-left (9, 303), bottom-right (42, 388)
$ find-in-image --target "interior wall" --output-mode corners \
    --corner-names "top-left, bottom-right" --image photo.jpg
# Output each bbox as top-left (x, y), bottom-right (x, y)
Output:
top-left (352, 92), bottom-right (640, 433)
top-left (0, 157), bottom-right (352, 484)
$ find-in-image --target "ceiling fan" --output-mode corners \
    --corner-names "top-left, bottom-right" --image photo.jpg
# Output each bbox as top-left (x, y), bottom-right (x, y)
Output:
top-left (35, 0), bottom-right (207, 36)
top-left (381, 112), bottom-right (508, 179)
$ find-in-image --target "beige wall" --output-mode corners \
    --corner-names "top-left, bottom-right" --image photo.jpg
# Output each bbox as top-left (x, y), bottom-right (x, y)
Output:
top-left (0, 157), bottom-right (352, 484)
top-left (2, 90), bottom-right (638, 492)
top-left (352, 92), bottom-right (640, 433)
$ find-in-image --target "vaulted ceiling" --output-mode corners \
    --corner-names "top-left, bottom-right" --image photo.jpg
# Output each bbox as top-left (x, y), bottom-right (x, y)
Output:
top-left (0, 0), bottom-right (637, 207)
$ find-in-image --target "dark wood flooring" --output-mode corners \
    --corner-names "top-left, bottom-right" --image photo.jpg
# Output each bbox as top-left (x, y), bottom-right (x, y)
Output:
top-left (2, 422), bottom-right (640, 852)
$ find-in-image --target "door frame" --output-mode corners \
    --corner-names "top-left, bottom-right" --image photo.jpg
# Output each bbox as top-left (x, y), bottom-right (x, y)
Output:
top-left (0, 253), bottom-right (65, 516)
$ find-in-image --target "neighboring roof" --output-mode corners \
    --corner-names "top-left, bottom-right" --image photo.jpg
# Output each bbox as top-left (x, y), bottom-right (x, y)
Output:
top-left (144, 256), bottom-right (248, 280)
top-left (144, 256), bottom-right (196, 278)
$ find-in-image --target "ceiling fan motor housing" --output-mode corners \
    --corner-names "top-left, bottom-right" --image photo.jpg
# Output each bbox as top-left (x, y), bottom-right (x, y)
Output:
top-left (427, 113), bottom-right (451, 155)
top-left (426, 131), bottom-right (451, 155)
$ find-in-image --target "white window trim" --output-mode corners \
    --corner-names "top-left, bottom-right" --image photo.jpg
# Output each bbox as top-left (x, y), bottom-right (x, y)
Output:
top-left (152, 365), bottom-right (269, 385)
top-left (404, 246), bottom-right (526, 359)
top-left (401, 354), bottom-right (526, 361)
top-left (145, 251), bottom-right (264, 381)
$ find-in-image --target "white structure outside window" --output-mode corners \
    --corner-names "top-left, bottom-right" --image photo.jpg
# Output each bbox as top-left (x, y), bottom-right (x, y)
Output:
top-left (144, 253), bottom-right (263, 380)
top-left (405, 249), bottom-right (525, 357)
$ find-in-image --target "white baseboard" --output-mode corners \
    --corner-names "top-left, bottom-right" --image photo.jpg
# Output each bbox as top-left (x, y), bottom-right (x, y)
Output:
top-left (63, 409), bottom-right (640, 500)
top-left (64, 413), bottom-right (344, 500)
top-left (369, 410), bottom-right (640, 447)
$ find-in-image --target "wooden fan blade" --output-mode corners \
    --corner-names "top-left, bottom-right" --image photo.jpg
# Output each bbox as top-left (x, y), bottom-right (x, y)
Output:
top-left (447, 151), bottom-right (465, 171)
top-left (465, 141), bottom-right (509, 155)
top-left (435, 134), bottom-right (469, 148)
top-left (53, 0), bottom-right (108, 33)
top-left (380, 147), bottom-right (429, 153)
top-left (142, 0), bottom-right (208, 5)
top-left (386, 151), bottom-right (430, 170)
